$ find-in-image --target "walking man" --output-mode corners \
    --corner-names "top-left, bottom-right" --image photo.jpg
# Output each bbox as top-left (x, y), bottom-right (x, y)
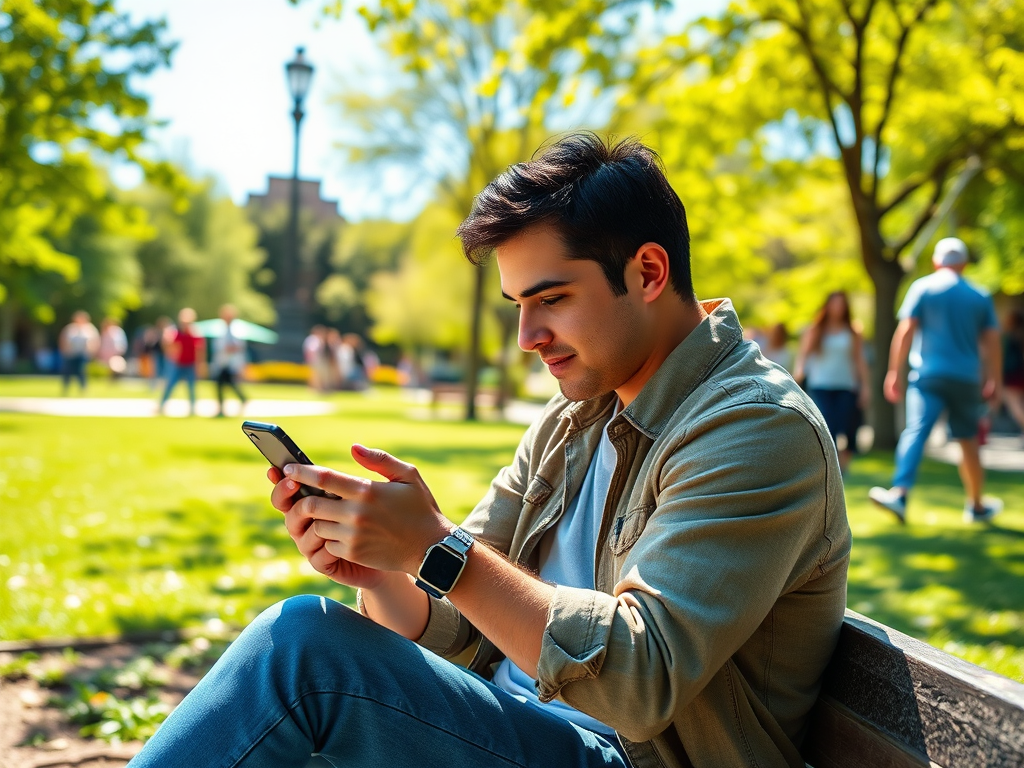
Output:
top-left (129, 135), bottom-right (850, 768)
top-left (210, 304), bottom-right (248, 417)
top-left (869, 237), bottom-right (1003, 524)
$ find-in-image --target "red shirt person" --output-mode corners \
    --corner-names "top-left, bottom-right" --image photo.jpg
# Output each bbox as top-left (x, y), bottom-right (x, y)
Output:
top-left (158, 307), bottom-right (206, 416)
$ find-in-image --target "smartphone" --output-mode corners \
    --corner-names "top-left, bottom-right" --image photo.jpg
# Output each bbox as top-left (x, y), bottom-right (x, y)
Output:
top-left (241, 420), bottom-right (338, 499)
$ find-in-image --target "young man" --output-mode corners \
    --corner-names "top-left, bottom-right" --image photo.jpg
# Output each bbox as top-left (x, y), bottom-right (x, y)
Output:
top-left (129, 135), bottom-right (850, 768)
top-left (869, 237), bottom-right (1003, 524)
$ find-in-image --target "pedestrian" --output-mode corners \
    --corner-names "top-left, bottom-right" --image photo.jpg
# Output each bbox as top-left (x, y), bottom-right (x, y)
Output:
top-left (303, 325), bottom-right (331, 391)
top-left (1000, 309), bottom-right (1024, 438)
top-left (96, 317), bottom-right (128, 378)
top-left (129, 135), bottom-right (850, 768)
top-left (158, 308), bottom-right (205, 416)
top-left (210, 304), bottom-right (248, 418)
top-left (793, 291), bottom-right (871, 474)
top-left (869, 237), bottom-right (1003, 524)
top-left (58, 311), bottom-right (99, 395)
top-left (761, 321), bottom-right (794, 372)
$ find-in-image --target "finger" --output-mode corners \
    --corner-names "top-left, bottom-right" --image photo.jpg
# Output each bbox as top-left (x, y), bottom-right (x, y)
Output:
top-left (283, 463), bottom-right (371, 498)
top-left (268, 466), bottom-right (284, 484)
top-left (351, 444), bottom-right (418, 483)
top-left (270, 477), bottom-right (303, 512)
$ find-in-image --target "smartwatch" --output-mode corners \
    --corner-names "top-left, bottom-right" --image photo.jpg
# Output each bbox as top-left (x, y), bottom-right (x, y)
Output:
top-left (414, 527), bottom-right (475, 599)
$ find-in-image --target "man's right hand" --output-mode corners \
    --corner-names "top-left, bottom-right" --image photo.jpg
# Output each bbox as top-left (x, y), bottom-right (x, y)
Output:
top-left (883, 370), bottom-right (903, 404)
top-left (267, 466), bottom-right (389, 590)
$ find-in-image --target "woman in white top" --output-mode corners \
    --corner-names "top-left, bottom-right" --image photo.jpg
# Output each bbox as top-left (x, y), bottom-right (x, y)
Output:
top-left (794, 291), bottom-right (871, 474)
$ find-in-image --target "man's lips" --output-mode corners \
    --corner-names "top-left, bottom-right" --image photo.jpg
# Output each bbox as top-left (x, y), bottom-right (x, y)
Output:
top-left (541, 353), bottom-right (574, 366)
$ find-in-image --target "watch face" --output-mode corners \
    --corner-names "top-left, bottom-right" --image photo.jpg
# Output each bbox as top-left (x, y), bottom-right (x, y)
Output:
top-left (419, 545), bottom-right (465, 592)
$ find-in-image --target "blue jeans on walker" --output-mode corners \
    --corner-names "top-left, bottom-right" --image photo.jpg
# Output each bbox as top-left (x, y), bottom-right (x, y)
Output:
top-left (127, 596), bottom-right (627, 768)
top-left (893, 377), bottom-right (983, 490)
top-left (160, 363), bottom-right (197, 412)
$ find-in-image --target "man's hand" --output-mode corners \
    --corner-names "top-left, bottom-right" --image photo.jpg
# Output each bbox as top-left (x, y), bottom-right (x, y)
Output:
top-left (268, 445), bottom-right (452, 583)
top-left (883, 370), bottom-right (903, 404)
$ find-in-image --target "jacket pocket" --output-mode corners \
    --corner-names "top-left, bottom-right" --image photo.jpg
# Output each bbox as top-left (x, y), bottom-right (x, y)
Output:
top-left (609, 502), bottom-right (655, 556)
top-left (523, 475), bottom-right (554, 507)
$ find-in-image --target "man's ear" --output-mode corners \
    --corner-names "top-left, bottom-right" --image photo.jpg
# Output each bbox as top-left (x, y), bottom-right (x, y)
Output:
top-left (632, 243), bottom-right (671, 303)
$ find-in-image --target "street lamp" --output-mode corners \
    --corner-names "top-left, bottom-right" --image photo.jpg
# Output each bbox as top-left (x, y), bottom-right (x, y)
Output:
top-left (273, 47), bottom-right (315, 361)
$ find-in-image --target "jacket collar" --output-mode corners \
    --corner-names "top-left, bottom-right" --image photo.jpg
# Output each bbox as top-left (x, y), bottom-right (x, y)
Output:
top-left (563, 299), bottom-right (744, 439)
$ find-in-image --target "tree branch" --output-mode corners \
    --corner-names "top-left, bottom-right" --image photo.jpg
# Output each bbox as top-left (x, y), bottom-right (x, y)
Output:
top-left (870, 0), bottom-right (938, 201)
top-left (890, 164), bottom-right (950, 258)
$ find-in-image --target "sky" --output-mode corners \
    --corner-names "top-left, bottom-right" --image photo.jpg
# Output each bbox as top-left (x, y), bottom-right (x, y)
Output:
top-left (117, 0), bottom-right (725, 222)
top-left (118, 0), bottom-right (380, 217)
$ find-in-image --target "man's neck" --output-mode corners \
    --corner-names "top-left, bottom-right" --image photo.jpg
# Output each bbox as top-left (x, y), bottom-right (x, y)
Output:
top-left (615, 298), bottom-right (707, 407)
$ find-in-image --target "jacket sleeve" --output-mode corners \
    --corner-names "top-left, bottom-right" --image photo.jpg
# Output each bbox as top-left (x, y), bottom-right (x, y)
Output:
top-left (534, 401), bottom-right (846, 742)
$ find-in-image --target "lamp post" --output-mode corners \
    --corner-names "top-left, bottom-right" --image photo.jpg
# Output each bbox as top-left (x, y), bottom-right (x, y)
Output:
top-left (272, 46), bottom-right (314, 361)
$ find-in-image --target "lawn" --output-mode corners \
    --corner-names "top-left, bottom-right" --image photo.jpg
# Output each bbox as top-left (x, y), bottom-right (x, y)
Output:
top-left (2, 376), bottom-right (1023, 683)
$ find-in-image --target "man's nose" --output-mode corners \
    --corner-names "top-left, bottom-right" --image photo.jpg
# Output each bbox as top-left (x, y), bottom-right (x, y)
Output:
top-left (518, 307), bottom-right (553, 352)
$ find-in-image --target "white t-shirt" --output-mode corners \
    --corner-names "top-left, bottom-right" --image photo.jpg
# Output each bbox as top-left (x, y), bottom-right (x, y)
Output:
top-left (491, 405), bottom-right (620, 737)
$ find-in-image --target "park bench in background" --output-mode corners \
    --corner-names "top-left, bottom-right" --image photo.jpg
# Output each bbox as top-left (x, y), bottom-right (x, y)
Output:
top-left (802, 610), bottom-right (1024, 768)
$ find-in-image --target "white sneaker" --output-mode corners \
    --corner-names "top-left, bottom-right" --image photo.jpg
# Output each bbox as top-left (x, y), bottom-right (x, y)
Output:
top-left (963, 497), bottom-right (1003, 524)
top-left (868, 486), bottom-right (907, 524)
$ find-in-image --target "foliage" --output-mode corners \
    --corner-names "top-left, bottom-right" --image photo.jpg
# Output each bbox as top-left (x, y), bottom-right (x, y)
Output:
top-left (246, 201), bottom-right (342, 327)
top-left (319, 0), bottom-right (649, 414)
top-left (127, 181), bottom-right (275, 328)
top-left (0, 0), bottom-right (184, 325)
top-left (628, 0), bottom-right (1024, 445)
top-left (62, 684), bottom-right (171, 743)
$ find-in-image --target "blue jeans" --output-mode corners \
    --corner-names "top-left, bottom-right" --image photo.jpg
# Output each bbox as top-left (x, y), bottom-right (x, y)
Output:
top-left (893, 377), bottom-right (984, 490)
top-left (128, 596), bottom-right (627, 768)
top-left (160, 363), bottom-right (197, 411)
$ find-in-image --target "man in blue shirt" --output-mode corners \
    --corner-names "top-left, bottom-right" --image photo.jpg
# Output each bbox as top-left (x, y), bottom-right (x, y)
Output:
top-left (870, 237), bottom-right (1003, 524)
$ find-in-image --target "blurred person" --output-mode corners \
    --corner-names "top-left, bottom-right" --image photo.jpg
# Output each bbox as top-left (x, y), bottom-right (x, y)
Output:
top-left (58, 311), bottom-right (99, 395)
top-left (96, 317), bottom-right (128, 378)
top-left (761, 322), bottom-right (793, 372)
top-left (303, 325), bottom-right (332, 391)
top-left (142, 316), bottom-right (172, 388)
top-left (869, 237), bottom-right (1003, 524)
top-left (159, 308), bottom-right (206, 416)
top-left (1000, 309), bottom-right (1024, 437)
top-left (794, 291), bottom-right (870, 474)
top-left (210, 304), bottom-right (249, 418)
top-left (129, 134), bottom-right (850, 768)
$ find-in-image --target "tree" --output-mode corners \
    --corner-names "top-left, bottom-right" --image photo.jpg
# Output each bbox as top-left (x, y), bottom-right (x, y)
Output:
top-left (0, 0), bottom-right (181, 364)
top-left (127, 182), bottom-right (274, 328)
top-left (318, 0), bottom-right (641, 417)
top-left (634, 0), bottom-right (1024, 446)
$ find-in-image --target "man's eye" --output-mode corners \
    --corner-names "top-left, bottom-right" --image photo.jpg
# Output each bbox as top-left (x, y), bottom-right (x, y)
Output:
top-left (539, 296), bottom-right (563, 306)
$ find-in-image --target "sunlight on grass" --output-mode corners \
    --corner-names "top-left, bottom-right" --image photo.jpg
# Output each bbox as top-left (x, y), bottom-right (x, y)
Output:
top-left (2, 377), bottom-right (1023, 683)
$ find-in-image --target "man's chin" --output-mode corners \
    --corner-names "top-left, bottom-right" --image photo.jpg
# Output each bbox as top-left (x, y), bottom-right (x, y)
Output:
top-left (557, 378), bottom-right (613, 403)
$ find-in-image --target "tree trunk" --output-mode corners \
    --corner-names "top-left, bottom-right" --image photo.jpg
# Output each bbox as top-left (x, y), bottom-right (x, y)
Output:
top-left (848, 187), bottom-right (906, 450)
top-left (0, 299), bottom-right (17, 372)
top-left (869, 259), bottom-right (904, 449)
top-left (464, 262), bottom-right (488, 421)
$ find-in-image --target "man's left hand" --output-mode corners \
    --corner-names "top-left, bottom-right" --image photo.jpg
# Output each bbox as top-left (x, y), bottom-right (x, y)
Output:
top-left (283, 445), bottom-right (453, 576)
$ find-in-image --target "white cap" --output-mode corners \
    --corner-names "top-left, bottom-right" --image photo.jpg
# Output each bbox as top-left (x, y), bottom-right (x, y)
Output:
top-left (932, 237), bottom-right (968, 267)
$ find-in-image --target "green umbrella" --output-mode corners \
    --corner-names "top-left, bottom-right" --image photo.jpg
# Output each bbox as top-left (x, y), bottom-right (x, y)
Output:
top-left (192, 318), bottom-right (279, 344)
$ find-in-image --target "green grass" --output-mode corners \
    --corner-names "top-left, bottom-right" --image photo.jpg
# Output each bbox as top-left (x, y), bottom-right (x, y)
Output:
top-left (2, 376), bottom-right (1023, 683)
top-left (0, 379), bottom-right (523, 640)
top-left (842, 452), bottom-right (1024, 681)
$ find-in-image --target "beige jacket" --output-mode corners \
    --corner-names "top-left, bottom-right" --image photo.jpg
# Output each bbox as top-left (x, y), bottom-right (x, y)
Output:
top-left (417, 299), bottom-right (851, 768)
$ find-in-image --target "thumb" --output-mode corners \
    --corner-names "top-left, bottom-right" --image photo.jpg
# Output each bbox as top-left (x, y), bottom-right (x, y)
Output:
top-left (351, 444), bottom-right (417, 483)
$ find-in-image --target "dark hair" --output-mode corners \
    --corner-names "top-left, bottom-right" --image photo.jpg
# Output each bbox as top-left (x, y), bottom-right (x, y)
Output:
top-left (807, 291), bottom-right (853, 354)
top-left (456, 133), bottom-right (694, 299)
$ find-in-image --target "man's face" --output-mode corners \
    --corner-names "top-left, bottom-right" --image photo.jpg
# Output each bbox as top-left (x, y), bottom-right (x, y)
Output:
top-left (496, 224), bottom-right (653, 403)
